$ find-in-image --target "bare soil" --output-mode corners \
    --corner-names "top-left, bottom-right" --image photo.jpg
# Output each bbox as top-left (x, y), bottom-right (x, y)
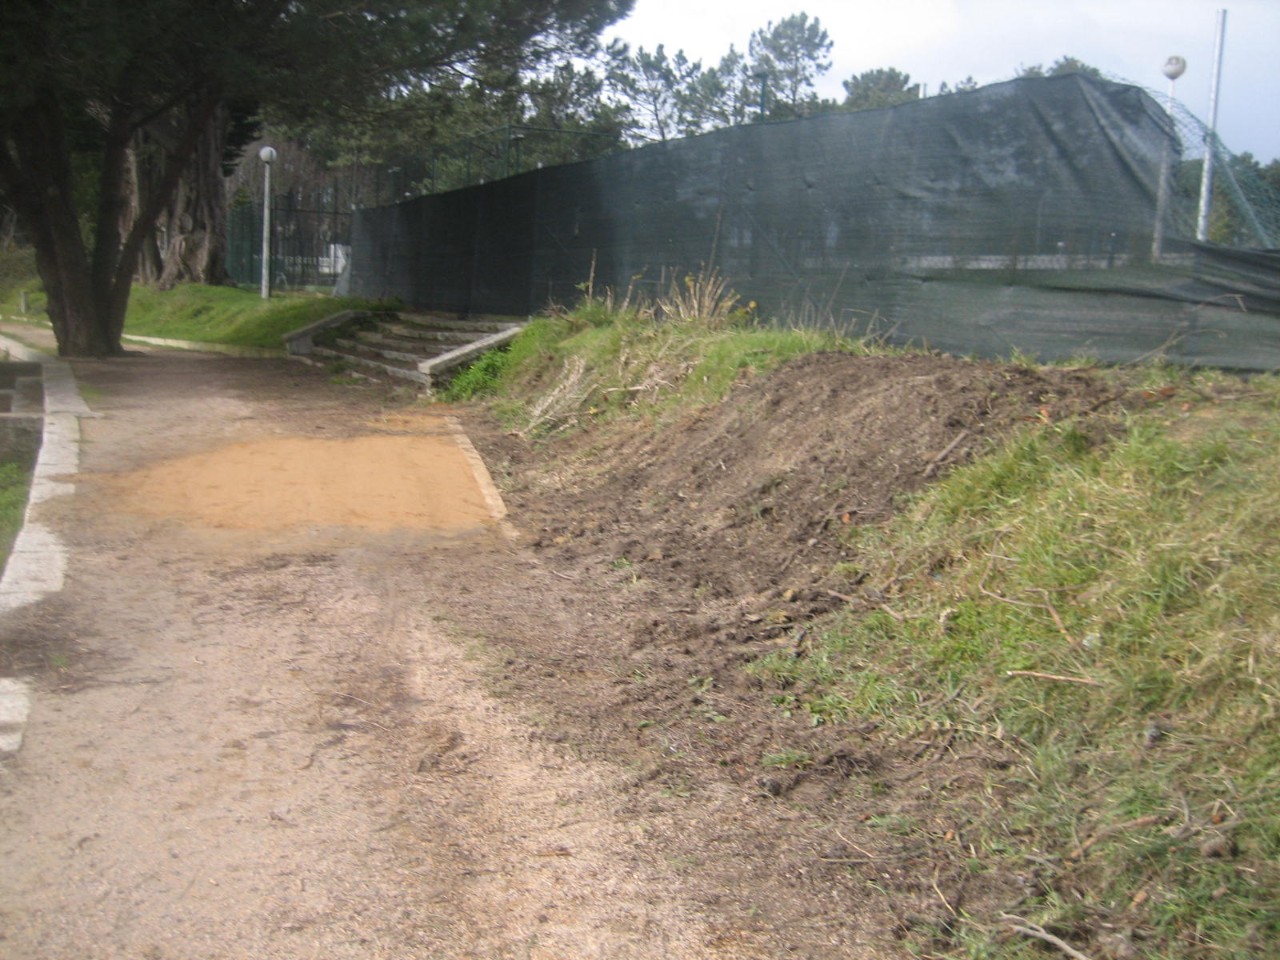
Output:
top-left (0, 347), bottom-right (1122, 958)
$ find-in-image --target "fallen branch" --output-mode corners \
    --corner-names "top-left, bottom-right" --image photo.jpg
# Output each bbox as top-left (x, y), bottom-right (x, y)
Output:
top-left (1068, 814), bottom-right (1166, 860)
top-left (1005, 669), bottom-right (1103, 687)
top-left (1000, 915), bottom-right (1096, 960)
top-left (923, 429), bottom-right (970, 478)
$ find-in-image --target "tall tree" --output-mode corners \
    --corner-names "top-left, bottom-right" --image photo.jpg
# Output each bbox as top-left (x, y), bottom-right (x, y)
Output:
top-left (746, 13), bottom-right (833, 119)
top-left (937, 76), bottom-right (980, 95)
top-left (678, 46), bottom-right (753, 133)
top-left (1017, 56), bottom-right (1104, 80)
top-left (606, 43), bottom-right (702, 142)
top-left (0, 0), bottom-right (632, 357)
top-left (842, 68), bottom-right (920, 111)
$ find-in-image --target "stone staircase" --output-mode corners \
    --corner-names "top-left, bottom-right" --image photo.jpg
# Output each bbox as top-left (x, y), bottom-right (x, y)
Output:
top-left (284, 310), bottom-right (524, 388)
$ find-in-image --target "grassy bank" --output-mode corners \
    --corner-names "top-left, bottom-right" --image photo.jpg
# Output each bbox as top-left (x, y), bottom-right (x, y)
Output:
top-left (456, 292), bottom-right (1279, 959)
top-left (0, 461), bottom-right (30, 571)
top-left (761, 396), bottom-right (1280, 958)
top-left (123, 283), bottom-right (380, 350)
top-left (445, 289), bottom-right (855, 423)
top-left (0, 247), bottom-right (380, 350)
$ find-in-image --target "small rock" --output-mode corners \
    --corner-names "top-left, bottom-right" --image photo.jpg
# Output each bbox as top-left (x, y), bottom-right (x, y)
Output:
top-left (1199, 834), bottom-right (1237, 859)
top-left (1096, 931), bottom-right (1140, 960)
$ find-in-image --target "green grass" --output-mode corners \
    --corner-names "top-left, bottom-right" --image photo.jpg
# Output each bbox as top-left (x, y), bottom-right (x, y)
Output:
top-left (0, 246), bottom-right (386, 350)
top-left (749, 376), bottom-right (1280, 958)
top-left (445, 294), bottom-right (853, 429)
top-left (0, 461), bottom-right (30, 571)
top-left (123, 284), bottom-right (383, 350)
top-left (0, 247), bottom-right (42, 316)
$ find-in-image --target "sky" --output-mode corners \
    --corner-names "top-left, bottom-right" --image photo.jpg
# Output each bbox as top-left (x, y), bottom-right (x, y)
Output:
top-left (605, 0), bottom-right (1280, 163)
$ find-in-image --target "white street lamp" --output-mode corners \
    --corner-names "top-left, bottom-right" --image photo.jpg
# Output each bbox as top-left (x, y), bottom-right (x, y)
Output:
top-left (1151, 56), bottom-right (1186, 262)
top-left (259, 145), bottom-right (277, 299)
top-left (1195, 10), bottom-right (1227, 244)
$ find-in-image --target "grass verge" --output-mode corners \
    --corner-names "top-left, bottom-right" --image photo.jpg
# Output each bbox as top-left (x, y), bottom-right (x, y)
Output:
top-left (0, 460), bottom-right (30, 573)
top-left (445, 288), bottom-right (865, 431)
top-left (0, 247), bottom-right (386, 350)
top-left (123, 284), bottom-right (384, 350)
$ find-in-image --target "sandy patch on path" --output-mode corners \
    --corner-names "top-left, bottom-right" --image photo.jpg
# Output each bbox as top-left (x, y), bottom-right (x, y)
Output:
top-left (106, 430), bottom-right (494, 533)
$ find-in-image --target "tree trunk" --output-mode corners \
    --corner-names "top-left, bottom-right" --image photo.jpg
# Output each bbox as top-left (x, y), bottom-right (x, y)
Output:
top-left (127, 104), bottom-right (232, 290)
top-left (0, 91), bottom-right (125, 357)
top-left (0, 87), bottom-right (223, 357)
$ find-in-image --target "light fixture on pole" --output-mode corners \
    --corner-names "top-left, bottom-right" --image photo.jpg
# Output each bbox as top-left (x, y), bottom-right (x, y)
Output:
top-left (1151, 55), bottom-right (1186, 262)
top-left (258, 145), bottom-right (277, 299)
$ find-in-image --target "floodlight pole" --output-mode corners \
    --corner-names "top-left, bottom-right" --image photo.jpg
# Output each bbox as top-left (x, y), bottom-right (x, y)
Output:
top-left (1152, 56), bottom-right (1186, 263)
top-left (259, 145), bottom-right (277, 299)
top-left (1195, 9), bottom-right (1227, 243)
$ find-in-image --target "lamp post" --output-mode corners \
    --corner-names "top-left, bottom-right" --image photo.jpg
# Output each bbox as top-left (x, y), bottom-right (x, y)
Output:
top-left (258, 145), bottom-right (277, 299)
top-left (1151, 56), bottom-right (1185, 263)
top-left (1195, 9), bottom-right (1227, 243)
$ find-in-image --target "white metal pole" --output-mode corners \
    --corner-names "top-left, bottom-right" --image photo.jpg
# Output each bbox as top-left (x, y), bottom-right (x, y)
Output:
top-left (259, 145), bottom-right (277, 299)
top-left (1152, 57), bottom-right (1186, 262)
top-left (1195, 10), bottom-right (1227, 243)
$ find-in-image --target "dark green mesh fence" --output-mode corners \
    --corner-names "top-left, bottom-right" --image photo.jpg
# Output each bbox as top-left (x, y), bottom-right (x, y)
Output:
top-left (227, 194), bottom-right (351, 291)
top-left (346, 75), bottom-right (1280, 369)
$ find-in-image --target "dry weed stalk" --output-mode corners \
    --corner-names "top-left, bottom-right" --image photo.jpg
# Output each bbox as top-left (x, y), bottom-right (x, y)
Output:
top-left (656, 264), bottom-right (742, 328)
top-left (519, 356), bottom-right (588, 436)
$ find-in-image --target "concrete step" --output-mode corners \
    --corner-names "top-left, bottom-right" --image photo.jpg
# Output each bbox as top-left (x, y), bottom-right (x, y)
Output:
top-left (377, 323), bottom-right (481, 346)
top-left (334, 337), bottom-right (429, 365)
top-left (310, 345), bottom-right (432, 385)
top-left (286, 310), bottom-right (524, 389)
top-left (398, 314), bottom-right (523, 334)
top-left (354, 329), bottom-right (459, 357)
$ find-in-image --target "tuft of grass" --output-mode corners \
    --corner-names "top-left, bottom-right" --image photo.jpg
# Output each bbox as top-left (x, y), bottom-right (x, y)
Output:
top-left (441, 345), bottom-right (511, 401)
top-left (750, 373), bottom-right (1280, 958)
top-left (463, 275), bottom-right (852, 435)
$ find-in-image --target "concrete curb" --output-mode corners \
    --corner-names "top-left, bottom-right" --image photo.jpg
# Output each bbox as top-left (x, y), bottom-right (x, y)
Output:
top-left (445, 416), bottom-right (518, 542)
top-left (120, 334), bottom-right (284, 358)
top-left (0, 334), bottom-right (88, 757)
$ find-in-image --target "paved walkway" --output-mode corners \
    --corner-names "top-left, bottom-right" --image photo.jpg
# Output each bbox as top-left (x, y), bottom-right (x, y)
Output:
top-left (0, 323), bottom-right (90, 755)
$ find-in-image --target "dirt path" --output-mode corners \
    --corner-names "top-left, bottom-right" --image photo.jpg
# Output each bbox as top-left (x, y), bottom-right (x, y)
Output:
top-left (0, 353), bottom-right (767, 959)
top-left (1, 340), bottom-right (1130, 958)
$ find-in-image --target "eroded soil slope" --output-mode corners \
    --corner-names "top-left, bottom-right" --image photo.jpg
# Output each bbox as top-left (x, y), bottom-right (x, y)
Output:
top-left (447, 350), bottom-right (1129, 950)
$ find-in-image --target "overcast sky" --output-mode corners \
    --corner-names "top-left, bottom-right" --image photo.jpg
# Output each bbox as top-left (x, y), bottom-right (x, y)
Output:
top-left (606, 0), bottom-right (1280, 162)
